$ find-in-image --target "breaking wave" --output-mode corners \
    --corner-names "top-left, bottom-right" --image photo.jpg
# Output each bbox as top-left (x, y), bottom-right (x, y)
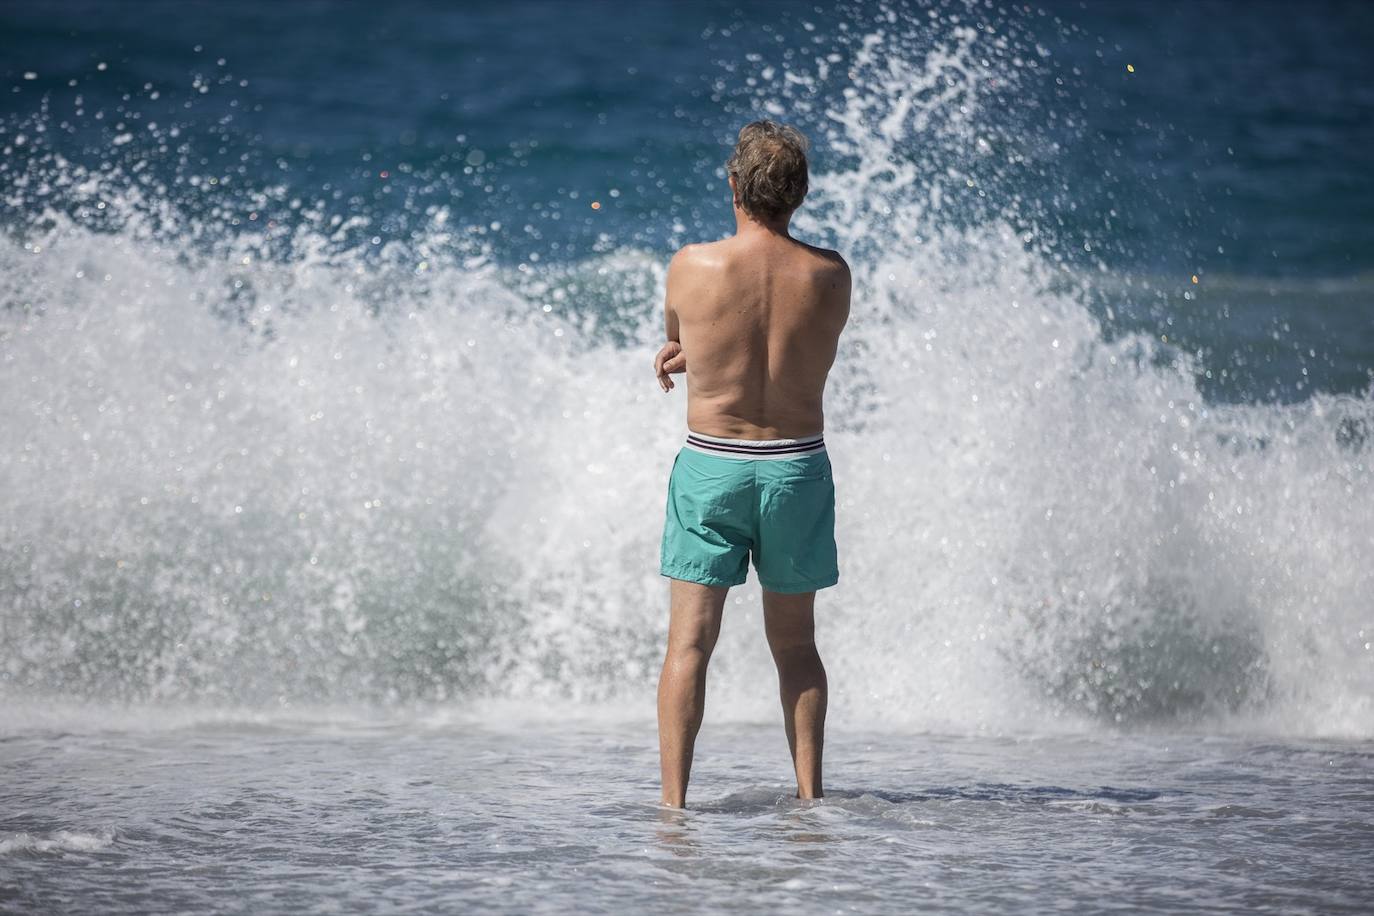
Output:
top-left (2, 4), bottom-right (1370, 736)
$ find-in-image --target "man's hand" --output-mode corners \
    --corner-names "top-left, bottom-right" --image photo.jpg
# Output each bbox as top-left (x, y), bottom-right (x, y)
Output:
top-left (654, 341), bottom-right (686, 392)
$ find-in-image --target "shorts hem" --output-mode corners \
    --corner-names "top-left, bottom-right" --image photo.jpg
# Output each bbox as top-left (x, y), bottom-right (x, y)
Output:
top-left (757, 574), bottom-right (839, 594)
top-left (660, 566), bottom-right (747, 589)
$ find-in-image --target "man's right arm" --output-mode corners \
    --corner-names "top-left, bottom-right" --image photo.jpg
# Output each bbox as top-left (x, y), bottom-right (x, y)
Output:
top-left (655, 248), bottom-right (691, 392)
top-left (832, 255), bottom-right (852, 329)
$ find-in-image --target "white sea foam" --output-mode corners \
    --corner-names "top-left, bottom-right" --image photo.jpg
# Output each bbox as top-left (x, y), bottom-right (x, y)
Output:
top-left (1, 10), bottom-right (1370, 736)
top-left (0, 829), bottom-right (116, 855)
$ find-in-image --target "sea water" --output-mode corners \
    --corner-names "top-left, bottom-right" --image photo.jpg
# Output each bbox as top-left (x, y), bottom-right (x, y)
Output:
top-left (2, 710), bottom-right (1370, 913)
top-left (2, 1), bottom-right (1372, 912)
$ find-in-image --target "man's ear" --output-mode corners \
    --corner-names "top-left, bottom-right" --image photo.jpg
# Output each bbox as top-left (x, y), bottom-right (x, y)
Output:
top-left (728, 174), bottom-right (740, 208)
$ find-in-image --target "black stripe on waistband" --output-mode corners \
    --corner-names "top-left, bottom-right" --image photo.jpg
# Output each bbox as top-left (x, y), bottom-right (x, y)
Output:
top-left (685, 434), bottom-right (823, 451)
top-left (685, 437), bottom-right (826, 456)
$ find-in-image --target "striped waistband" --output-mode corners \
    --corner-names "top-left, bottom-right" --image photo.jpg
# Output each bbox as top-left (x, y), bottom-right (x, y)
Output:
top-left (683, 430), bottom-right (826, 460)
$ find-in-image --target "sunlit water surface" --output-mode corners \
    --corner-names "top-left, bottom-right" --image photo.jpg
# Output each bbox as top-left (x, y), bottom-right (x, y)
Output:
top-left (3, 711), bottom-right (1371, 914)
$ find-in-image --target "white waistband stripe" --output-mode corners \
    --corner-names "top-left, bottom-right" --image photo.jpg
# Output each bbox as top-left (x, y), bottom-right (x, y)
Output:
top-left (683, 430), bottom-right (826, 460)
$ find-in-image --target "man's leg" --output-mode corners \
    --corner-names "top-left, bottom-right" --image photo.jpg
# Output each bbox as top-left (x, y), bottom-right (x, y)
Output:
top-left (658, 579), bottom-right (728, 808)
top-left (762, 589), bottom-right (827, 800)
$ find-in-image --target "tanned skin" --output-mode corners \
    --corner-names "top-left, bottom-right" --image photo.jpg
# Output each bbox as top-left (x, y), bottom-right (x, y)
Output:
top-left (653, 174), bottom-right (851, 809)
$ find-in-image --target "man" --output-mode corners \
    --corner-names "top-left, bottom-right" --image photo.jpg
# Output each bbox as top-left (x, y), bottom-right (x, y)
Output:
top-left (651, 120), bottom-right (851, 809)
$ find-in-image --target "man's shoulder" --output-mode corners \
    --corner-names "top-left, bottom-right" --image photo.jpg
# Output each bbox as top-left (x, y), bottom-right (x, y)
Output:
top-left (796, 245), bottom-right (850, 315)
top-left (669, 239), bottom-right (728, 270)
top-left (798, 241), bottom-right (850, 276)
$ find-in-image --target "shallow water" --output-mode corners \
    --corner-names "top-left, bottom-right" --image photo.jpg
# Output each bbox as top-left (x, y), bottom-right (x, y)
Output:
top-left (3, 711), bottom-right (1371, 914)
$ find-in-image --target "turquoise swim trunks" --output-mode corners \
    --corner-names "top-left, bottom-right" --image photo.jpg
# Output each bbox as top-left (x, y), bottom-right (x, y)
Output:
top-left (660, 431), bottom-right (838, 593)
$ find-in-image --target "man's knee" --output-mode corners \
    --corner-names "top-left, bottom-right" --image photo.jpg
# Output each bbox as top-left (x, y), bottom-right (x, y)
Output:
top-left (764, 619), bottom-right (817, 661)
top-left (667, 611), bottom-right (716, 651)
top-left (763, 601), bottom-right (815, 655)
top-left (769, 638), bottom-right (819, 669)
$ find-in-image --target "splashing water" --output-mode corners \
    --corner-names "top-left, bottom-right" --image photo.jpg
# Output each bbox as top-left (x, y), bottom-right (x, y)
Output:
top-left (1, 4), bottom-right (1371, 737)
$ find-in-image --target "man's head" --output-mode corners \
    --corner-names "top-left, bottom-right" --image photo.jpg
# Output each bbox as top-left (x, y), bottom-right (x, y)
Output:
top-left (726, 120), bottom-right (809, 221)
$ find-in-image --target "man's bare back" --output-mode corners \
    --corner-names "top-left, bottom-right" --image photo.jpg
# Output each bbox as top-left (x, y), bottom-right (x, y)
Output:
top-left (660, 232), bottom-right (850, 439)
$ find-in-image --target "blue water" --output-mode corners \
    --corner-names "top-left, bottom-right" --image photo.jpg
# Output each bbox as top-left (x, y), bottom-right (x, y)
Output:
top-left (2, 1), bottom-right (1373, 911)
top-left (4, 0), bottom-right (1373, 397)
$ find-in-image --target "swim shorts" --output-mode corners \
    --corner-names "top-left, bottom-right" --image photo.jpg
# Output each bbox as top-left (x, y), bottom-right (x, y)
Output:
top-left (660, 430), bottom-right (838, 593)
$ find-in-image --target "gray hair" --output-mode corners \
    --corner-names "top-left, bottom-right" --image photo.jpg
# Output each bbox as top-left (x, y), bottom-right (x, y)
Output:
top-left (725, 120), bottom-right (810, 219)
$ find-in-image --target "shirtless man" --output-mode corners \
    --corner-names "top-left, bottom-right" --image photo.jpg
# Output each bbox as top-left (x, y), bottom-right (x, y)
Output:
top-left (651, 120), bottom-right (851, 809)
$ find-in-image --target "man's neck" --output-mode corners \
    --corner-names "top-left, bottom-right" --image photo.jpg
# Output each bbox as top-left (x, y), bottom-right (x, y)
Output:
top-left (733, 207), bottom-right (793, 240)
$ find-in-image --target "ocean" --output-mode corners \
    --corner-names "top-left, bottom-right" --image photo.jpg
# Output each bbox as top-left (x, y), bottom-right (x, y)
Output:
top-left (2, 0), bottom-right (1372, 912)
